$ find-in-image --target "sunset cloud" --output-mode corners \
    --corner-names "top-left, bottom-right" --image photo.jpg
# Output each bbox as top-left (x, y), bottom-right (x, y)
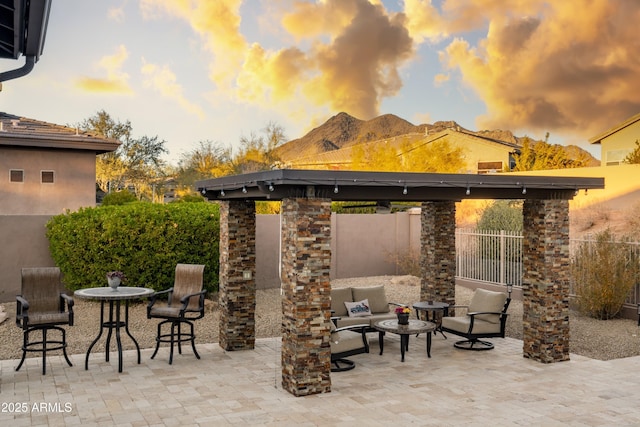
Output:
top-left (141, 60), bottom-right (205, 119)
top-left (282, 0), bottom-right (415, 118)
top-left (137, 0), bottom-right (640, 141)
top-left (74, 45), bottom-right (132, 94)
top-left (140, 0), bottom-right (247, 92)
top-left (108, 5), bottom-right (125, 22)
top-left (404, 0), bottom-right (447, 43)
top-left (140, 0), bottom-right (414, 120)
top-left (436, 0), bottom-right (640, 137)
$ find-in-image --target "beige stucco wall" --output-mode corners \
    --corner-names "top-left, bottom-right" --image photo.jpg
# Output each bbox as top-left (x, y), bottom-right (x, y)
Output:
top-left (253, 211), bottom-right (421, 289)
top-left (1, 147), bottom-right (99, 301)
top-left (445, 133), bottom-right (514, 173)
top-left (0, 215), bottom-right (56, 301)
top-left (511, 164), bottom-right (640, 210)
top-left (0, 147), bottom-right (97, 215)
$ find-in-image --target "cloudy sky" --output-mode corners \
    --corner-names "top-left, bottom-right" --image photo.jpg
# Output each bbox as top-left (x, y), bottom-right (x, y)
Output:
top-left (2, 0), bottom-right (639, 163)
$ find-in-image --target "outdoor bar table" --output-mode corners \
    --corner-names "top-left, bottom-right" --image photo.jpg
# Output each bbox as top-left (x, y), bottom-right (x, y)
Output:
top-left (74, 286), bottom-right (154, 373)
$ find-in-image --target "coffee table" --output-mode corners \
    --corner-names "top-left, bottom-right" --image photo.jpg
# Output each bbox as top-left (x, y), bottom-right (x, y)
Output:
top-left (412, 301), bottom-right (449, 338)
top-left (373, 319), bottom-right (436, 362)
top-left (74, 286), bottom-right (154, 372)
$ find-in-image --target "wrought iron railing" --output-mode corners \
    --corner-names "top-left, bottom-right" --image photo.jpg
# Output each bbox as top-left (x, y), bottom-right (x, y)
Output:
top-left (456, 229), bottom-right (640, 307)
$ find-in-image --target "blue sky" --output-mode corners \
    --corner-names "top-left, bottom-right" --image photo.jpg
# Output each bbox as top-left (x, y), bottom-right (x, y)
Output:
top-left (2, 0), bottom-right (639, 164)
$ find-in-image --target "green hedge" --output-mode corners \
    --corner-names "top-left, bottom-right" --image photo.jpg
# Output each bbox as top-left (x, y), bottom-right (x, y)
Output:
top-left (46, 202), bottom-right (220, 294)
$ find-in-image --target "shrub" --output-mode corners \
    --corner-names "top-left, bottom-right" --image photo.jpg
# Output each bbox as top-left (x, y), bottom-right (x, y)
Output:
top-left (476, 200), bottom-right (523, 232)
top-left (46, 202), bottom-right (220, 294)
top-left (171, 193), bottom-right (206, 203)
top-left (571, 229), bottom-right (640, 319)
top-left (101, 190), bottom-right (138, 206)
top-left (386, 249), bottom-right (421, 277)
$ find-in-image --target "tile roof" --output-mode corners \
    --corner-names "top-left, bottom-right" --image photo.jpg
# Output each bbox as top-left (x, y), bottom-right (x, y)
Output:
top-left (0, 112), bottom-right (120, 153)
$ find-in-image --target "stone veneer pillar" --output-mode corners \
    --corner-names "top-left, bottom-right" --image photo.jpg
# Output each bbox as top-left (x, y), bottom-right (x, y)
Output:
top-left (420, 201), bottom-right (457, 307)
top-left (280, 197), bottom-right (332, 396)
top-left (218, 200), bottom-right (257, 351)
top-left (522, 199), bottom-right (570, 363)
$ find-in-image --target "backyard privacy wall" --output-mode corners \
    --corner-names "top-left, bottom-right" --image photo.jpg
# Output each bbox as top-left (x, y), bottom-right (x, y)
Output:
top-left (256, 210), bottom-right (421, 289)
top-left (0, 210), bottom-right (421, 301)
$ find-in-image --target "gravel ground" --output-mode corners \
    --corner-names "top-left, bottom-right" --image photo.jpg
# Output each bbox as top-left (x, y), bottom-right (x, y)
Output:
top-left (2, 275), bottom-right (639, 361)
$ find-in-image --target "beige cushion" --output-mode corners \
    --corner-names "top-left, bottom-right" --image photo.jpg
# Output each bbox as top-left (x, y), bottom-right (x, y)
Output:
top-left (467, 289), bottom-right (507, 324)
top-left (331, 329), bottom-right (365, 354)
top-left (441, 316), bottom-right (501, 335)
top-left (352, 286), bottom-right (389, 314)
top-left (344, 299), bottom-right (371, 317)
top-left (334, 312), bottom-right (396, 328)
top-left (331, 288), bottom-right (353, 317)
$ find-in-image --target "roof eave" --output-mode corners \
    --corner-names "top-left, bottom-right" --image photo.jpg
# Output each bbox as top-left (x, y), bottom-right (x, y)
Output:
top-left (0, 133), bottom-right (120, 154)
top-left (588, 112), bottom-right (640, 144)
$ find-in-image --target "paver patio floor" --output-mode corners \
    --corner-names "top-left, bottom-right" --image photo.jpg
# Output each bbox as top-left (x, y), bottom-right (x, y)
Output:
top-left (2, 334), bottom-right (639, 426)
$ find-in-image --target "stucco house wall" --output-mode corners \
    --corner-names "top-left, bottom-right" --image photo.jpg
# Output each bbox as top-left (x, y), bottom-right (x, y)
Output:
top-left (0, 113), bottom-right (119, 299)
top-left (1, 147), bottom-right (97, 215)
top-left (435, 130), bottom-right (517, 173)
top-left (590, 112), bottom-right (640, 166)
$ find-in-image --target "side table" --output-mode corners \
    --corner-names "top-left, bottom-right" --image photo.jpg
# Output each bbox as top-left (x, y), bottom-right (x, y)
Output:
top-left (412, 301), bottom-right (449, 338)
top-left (74, 286), bottom-right (154, 372)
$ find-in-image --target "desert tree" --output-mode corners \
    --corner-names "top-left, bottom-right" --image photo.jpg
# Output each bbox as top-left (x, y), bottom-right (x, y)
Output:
top-left (623, 139), bottom-right (640, 164)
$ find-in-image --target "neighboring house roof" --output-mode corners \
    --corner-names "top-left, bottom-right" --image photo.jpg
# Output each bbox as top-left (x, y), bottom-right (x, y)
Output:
top-left (0, 112), bottom-right (120, 153)
top-left (589, 112), bottom-right (640, 145)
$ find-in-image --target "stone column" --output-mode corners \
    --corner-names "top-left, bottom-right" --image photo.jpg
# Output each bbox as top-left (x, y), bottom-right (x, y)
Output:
top-left (522, 199), bottom-right (570, 363)
top-left (420, 201), bottom-right (456, 307)
top-left (280, 197), bottom-right (332, 396)
top-left (218, 200), bottom-right (257, 351)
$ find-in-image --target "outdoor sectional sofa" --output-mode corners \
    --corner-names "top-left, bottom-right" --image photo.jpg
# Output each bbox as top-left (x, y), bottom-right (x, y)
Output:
top-left (330, 285), bottom-right (402, 330)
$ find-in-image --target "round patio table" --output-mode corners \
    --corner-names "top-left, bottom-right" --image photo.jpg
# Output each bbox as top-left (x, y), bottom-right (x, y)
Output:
top-left (74, 286), bottom-right (154, 373)
top-left (373, 319), bottom-right (436, 362)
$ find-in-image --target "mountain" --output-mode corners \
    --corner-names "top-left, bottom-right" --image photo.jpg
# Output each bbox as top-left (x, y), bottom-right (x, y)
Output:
top-left (275, 112), bottom-right (425, 161)
top-left (275, 112), bottom-right (599, 166)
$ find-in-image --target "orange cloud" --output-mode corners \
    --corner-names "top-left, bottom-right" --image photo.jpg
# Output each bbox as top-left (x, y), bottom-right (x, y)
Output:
top-left (287, 0), bottom-right (414, 119)
top-left (404, 0), bottom-right (447, 43)
top-left (141, 0), bottom-right (414, 121)
top-left (437, 0), bottom-right (640, 137)
top-left (74, 45), bottom-right (132, 94)
top-left (141, 60), bottom-right (205, 119)
top-left (132, 0), bottom-right (640, 144)
top-left (140, 0), bottom-right (246, 92)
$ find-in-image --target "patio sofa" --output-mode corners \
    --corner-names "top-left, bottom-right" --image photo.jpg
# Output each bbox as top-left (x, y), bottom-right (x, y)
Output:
top-left (330, 285), bottom-right (401, 330)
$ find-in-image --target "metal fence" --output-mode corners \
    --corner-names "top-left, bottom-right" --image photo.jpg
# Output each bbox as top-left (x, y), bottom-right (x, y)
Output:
top-left (456, 229), bottom-right (640, 307)
top-left (456, 229), bottom-right (523, 287)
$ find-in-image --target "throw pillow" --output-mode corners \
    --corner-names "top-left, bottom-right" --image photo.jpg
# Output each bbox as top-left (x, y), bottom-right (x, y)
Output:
top-left (344, 299), bottom-right (371, 317)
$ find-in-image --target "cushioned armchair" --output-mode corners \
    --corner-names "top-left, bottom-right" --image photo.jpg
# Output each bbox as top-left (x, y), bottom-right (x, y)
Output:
top-left (16, 267), bottom-right (74, 375)
top-left (147, 264), bottom-right (206, 364)
top-left (330, 319), bottom-right (370, 372)
top-left (440, 288), bottom-right (510, 351)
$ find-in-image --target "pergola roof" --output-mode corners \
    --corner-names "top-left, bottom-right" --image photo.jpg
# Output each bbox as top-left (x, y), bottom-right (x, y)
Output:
top-left (196, 169), bottom-right (604, 202)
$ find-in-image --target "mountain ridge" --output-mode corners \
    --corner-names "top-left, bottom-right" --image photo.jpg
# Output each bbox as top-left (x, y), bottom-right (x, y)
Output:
top-left (275, 112), bottom-right (598, 166)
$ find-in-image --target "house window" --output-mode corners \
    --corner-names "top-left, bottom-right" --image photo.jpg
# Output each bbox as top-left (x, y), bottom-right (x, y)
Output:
top-left (477, 161), bottom-right (503, 174)
top-left (41, 171), bottom-right (55, 183)
top-left (605, 149), bottom-right (630, 166)
top-left (10, 169), bottom-right (24, 182)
